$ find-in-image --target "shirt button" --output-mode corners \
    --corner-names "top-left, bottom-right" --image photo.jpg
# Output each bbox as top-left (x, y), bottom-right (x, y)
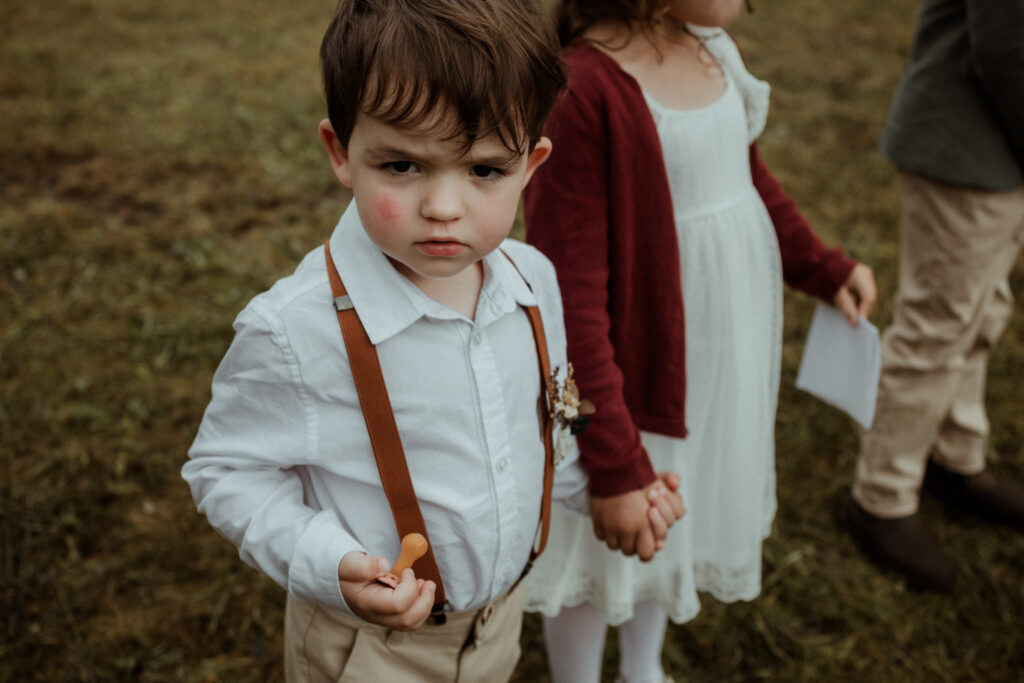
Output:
top-left (496, 457), bottom-right (509, 472)
top-left (472, 331), bottom-right (483, 345)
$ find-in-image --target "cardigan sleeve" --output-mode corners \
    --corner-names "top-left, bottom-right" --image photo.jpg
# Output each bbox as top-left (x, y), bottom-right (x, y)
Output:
top-left (524, 76), bottom-right (657, 498)
top-left (749, 144), bottom-right (856, 301)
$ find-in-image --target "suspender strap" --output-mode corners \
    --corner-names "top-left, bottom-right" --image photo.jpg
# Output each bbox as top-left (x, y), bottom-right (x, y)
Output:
top-left (522, 301), bottom-right (556, 562)
top-left (324, 241), bottom-right (447, 607)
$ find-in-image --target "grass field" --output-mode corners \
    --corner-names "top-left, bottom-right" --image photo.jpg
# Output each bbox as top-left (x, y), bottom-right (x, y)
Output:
top-left (3, 1), bottom-right (1023, 681)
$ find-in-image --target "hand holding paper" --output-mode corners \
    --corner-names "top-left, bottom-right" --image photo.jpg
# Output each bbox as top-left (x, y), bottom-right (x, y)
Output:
top-left (795, 303), bottom-right (881, 429)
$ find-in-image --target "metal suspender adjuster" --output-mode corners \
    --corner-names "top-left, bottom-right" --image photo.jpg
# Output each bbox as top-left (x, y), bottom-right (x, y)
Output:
top-left (333, 295), bottom-right (354, 311)
top-left (430, 602), bottom-right (448, 625)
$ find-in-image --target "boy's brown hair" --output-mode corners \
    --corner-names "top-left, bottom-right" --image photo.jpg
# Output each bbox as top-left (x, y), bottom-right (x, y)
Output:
top-left (321, 0), bottom-right (566, 156)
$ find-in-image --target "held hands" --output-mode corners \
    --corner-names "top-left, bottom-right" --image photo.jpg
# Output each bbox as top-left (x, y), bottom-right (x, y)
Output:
top-left (832, 262), bottom-right (877, 327)
top-left (589, 471), bottom-right (686, 562)
top-left (337, 551), bottom-right (436, 630)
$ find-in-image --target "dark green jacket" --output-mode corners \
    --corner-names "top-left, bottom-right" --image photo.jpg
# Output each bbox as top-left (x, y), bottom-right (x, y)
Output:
top-left (882, 0), bottom-right (1024, 190)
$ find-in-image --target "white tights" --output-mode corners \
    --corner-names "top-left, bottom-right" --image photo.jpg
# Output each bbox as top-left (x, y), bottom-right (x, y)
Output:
top-left (542, 599), bottom-right (668, 683)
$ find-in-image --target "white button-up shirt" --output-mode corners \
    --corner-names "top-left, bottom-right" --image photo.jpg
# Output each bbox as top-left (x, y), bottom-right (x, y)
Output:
top-left (182, 205), bottom-right (588, 617)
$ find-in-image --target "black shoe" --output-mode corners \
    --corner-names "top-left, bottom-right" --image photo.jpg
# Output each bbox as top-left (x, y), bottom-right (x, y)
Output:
top-left (840, 497), bottom-right (955, 593)
top-left (924, 461), bottom-right (1024, 531)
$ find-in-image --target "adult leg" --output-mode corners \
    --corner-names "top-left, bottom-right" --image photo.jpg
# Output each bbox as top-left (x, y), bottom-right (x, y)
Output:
top-left (855, 174), bottom-right (1024, 515)
top-left (930, 279), bottom-right (1013, 474)
top-left (847, 173), bottom-right (1024, 588)
top-left (923, 274), bottom-right (1024, 530)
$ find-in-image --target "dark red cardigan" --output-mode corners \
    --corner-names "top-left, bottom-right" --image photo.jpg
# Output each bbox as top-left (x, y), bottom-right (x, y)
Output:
top-left (524, 42), bottom-right (856, 497)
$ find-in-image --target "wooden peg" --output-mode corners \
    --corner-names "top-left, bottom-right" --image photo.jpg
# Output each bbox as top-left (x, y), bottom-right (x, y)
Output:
top-left (376, 533), bottom-right (429, 588)
top-left (391, 533), bottom-right (429, 574)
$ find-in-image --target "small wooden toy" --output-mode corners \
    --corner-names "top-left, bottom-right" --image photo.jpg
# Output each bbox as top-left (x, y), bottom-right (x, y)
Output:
top-left (376, 533), bottom-right (429, 589)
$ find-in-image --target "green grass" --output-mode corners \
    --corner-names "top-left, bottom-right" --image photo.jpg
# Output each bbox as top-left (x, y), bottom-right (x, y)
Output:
top-left (3, 1), bottom-right (1023, 681)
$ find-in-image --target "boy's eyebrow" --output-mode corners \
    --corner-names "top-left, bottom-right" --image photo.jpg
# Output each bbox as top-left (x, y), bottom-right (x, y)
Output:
top-left (363, 144), bottom-right (522, 169)
top-left (468, 151), bottom-right (523, 170)
top-left (363, 145), bottom-right (421, 162)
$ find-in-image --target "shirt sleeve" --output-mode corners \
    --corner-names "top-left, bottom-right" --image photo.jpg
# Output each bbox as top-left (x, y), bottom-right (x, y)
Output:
top-left (524, 79), bottom-right (657, 498)
top-left (966, 0), bottom-right (1024, 166)
top-left (181, 305), bottom-right (362, 617)
top-left (749, 144), bottom-right (857, 301)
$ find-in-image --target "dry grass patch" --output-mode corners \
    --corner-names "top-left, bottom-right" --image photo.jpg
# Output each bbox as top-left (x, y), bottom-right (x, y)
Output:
top-left (3, 1), bottom-right (1022, 681)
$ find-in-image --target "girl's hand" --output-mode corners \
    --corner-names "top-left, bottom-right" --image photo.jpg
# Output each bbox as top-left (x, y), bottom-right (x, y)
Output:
top-left (337, 551), bottom-right (435, 630)
top-left (589, 473), bottom-right (685, 561)
top-left (832, 263), bottom-right (877, 327)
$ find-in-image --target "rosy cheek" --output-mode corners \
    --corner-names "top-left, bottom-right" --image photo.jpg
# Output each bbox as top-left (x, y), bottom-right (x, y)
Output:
top-left (374, 195), bottom-right (402, 225)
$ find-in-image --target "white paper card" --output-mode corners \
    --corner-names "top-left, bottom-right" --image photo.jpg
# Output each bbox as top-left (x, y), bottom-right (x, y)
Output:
top-left (795, 303), bottom-right (881, 429)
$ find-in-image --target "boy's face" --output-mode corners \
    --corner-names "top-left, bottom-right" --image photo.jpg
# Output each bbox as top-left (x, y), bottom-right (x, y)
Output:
top-left (319, 111), bottom-right (551, 293)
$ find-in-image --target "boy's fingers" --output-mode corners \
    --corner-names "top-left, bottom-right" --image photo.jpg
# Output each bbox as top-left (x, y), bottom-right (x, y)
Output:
top-left (657, 470), bottom-right (681, 492)
top-left (391, 580), bottom-right (436, 631)
top-left (338, 551), bottom-right (389, 583)
top-left (664, 490), bottom-right (686, 521)
top-left (389, 569), bottom-right (424, 609)
top-left (654, 497), bottom-right (678, 535)
top-left (648, 505), bottom-right (669, 541)
top-left (648, 484), bottom-right (683, 528)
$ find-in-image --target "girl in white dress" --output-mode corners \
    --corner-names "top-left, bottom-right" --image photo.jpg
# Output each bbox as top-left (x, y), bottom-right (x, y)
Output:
top-left (522, 1), bottom-right (877, 681)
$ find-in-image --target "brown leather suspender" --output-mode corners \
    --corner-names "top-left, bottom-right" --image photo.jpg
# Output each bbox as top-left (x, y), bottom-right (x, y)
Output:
top-left (503, 258), bottom-right (556, 573)
top-left (324, 241), bottom-right (556, 613)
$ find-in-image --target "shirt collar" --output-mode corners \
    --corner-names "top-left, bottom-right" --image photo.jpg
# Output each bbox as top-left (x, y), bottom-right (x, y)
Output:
top-left (327, 204), bottom-right (537, 344)
top-left (478, 245), bottom-right (538, 320)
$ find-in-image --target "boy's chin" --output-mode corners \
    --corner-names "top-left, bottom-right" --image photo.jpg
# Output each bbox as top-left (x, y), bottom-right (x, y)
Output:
top-left (387, 255), bottom-right (481, 284)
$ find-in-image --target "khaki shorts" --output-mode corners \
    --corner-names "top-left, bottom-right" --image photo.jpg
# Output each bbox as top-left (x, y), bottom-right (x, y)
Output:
top-left (283, 587), bottom-right (524, 683)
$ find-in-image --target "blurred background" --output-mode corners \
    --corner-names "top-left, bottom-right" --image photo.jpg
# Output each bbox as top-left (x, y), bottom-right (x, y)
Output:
top-left (2, 1), bottom-right (1022, 680)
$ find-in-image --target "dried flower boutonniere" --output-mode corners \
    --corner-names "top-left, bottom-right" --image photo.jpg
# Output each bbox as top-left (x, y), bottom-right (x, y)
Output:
top-left (546, 363), bottom-right (596, 466)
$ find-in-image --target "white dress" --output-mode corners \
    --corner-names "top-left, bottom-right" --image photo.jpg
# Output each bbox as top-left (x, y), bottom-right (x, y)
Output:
top-left (523, 30), bottom-right (784, 625)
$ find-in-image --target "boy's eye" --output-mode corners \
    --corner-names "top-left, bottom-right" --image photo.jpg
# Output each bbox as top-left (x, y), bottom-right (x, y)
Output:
top-left (384, 161), bottom-right (417, 174)
top-left (471, 165), bottom-right (503, 179)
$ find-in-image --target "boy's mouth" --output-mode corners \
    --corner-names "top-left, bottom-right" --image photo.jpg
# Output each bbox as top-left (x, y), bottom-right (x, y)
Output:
top-left (416, 239), bottom-right (467, 257)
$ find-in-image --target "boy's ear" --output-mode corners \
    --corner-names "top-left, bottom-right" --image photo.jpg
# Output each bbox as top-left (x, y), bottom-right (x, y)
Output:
top-left (318, 119), bottom-right (353, 188)
top-left (521, 136), bottom-right (553, 189)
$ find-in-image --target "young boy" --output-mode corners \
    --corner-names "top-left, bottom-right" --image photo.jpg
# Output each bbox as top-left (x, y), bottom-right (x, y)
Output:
top-left (182, 0), bottom-right (684, 681)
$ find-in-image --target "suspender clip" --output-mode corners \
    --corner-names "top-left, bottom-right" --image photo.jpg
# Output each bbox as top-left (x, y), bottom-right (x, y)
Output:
top-left (430, 602), bottom-right (448, 625)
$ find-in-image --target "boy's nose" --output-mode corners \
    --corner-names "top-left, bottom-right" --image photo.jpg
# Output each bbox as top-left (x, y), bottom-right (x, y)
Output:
top-left (420, 177), bottom-right (464, 222)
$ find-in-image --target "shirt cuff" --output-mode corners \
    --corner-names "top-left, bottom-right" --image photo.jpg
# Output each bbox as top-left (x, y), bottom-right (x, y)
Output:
top-left (558, 487), bottom-right (591, 516)
top-left (288, 510), bottom-right (364, 619)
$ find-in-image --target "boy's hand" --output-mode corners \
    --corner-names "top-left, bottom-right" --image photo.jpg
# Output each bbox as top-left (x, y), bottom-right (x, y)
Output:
top-left (647, 471), bottom-right (685, 552)
top-left (590, 472), bottom-right (685, 562)
top-left (833, 262), bottom-right (877, 327)
top-left (338, 551), bottom-right (435, 631)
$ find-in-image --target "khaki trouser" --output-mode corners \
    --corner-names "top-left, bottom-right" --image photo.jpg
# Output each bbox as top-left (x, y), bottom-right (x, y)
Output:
top-left (283, 587), bottom-right (524, 683)
top-left (854, 172), bottom-right (1024, 518)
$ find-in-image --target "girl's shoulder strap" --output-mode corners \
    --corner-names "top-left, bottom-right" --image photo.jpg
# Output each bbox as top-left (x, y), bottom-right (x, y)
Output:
top-left (690, 26), bottom-right (771, 143)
